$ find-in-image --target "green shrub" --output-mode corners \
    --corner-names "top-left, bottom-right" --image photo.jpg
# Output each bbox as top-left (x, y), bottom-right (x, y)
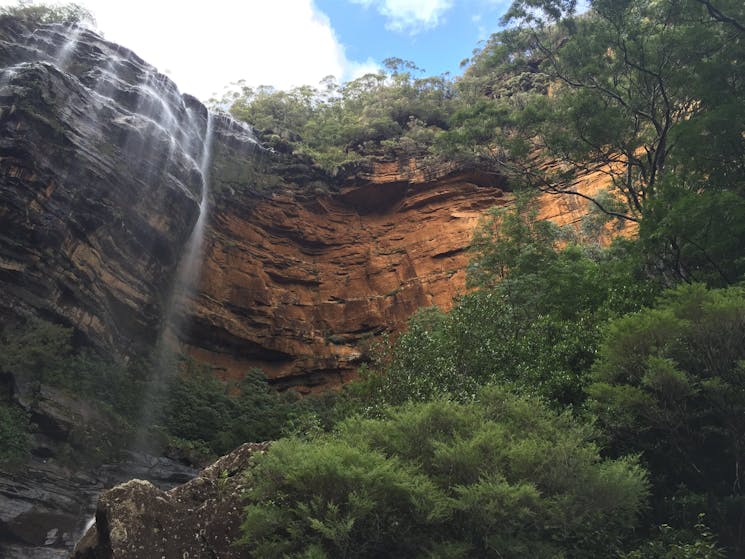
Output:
top-left (163, 365), bottom-right (341, 457)
top-left (0, 401), bottom-right (31, 465)
top-left (240, 387), bottom-right (649, 558)
top-left (622, 515), bottom-right (726, 559)
top-left (348, 203), bottom-right (654, 413)
top-left (587, 283), bottom-right (745, 551)
top-left (0, 318), bottom-right (73, 385)
top-left (163, 365), bottom-right (288, 455)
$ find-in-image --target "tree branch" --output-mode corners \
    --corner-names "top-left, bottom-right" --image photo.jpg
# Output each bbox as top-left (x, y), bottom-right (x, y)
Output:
top-left (695, 0), bottom-right (745, 33)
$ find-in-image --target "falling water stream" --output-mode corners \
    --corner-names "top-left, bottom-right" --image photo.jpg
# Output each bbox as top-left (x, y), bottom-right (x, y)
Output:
top-left (69, 67), bottom-right (218, 556)
top-left (52, 23), bottom-right (81, 68)
top-left (130, 111), bottom-right (215, 458)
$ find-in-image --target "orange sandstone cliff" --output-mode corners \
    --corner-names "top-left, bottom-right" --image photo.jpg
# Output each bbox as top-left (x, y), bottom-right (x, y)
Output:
top-left (183, 158), bottom-right (609, 392)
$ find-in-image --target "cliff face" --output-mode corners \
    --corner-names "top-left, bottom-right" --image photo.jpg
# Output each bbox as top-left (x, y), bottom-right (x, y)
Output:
top-left (188, 161), bottom-right (508, 390)
top-left (186, 156), bottom-right (616, 391)
top-left (0, 17), bottom-right (609, 395)
top-left (0, 17), bottom-right (255, 355)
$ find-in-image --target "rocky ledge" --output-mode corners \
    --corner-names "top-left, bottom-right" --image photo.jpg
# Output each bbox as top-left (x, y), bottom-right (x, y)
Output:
top-left (0, 452), bottom-right (197, 559)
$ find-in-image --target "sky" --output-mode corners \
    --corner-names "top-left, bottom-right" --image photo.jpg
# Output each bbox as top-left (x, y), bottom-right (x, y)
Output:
top-left (1, 0), bottom-right (515, 101)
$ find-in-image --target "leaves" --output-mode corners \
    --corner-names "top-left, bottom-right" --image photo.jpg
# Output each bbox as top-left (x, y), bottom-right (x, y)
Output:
top-left (241, 389), bottom-right (649, 558)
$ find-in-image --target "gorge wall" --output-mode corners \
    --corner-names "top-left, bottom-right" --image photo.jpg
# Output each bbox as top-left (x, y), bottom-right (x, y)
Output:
top-left (188, 156), bottom-right (611, 391)
top-left (0, 17), bottom-right (607, 395)
top-left (190, 160), bottom-right (508, 391)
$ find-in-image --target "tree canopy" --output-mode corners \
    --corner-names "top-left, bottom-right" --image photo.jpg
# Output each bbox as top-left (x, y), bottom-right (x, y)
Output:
top-left (241, 388), bottom-right (648, 559)
top-left (0, 1), bottom-right (95, 26)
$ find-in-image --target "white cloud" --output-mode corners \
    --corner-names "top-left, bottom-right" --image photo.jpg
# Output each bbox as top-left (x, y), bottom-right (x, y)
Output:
top-left (353, 0), bottom-right (454, 34)
top-left (0, 0), bottom-right (377, 100)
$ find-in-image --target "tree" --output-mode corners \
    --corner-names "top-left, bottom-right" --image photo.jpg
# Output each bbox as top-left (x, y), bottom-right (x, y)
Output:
top-left (348, 200), bottom-right (655, 411)
top-left (692, 0), bottom-right (745, 32)
top-left (0, 1), bottom-right (95, 26)
top-left (448, 0), bottom-right (745, 230)
top-left (640, 187), bottom-right (745, 286)
top-left (222, 63), bottom-right (456, 171)
top-left (587, 283), bottom-right (745, 552)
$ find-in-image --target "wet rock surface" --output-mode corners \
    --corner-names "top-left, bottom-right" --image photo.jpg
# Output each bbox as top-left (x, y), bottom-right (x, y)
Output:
top-left (72, 442), bottom-right (269, 559)
top-left (0, 17), bottom-right (247, 559)
top-left (0, 17), bottom-right (246, 354)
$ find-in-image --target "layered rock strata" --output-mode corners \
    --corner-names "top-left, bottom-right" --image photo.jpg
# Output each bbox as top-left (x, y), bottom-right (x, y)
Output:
top-left (189, 160), bottom-right (508, 390)
top-left (0, 17), bottom-right (255, 354)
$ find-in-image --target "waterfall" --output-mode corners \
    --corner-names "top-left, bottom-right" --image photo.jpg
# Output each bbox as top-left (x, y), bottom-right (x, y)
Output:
top-left (0, 18), bottom-right (256, 557)
top-left (179, 110), bottom-right (214, 292)
top-left (162, 109), bottom-right (214, 339)
top-left (7, 17), bottom-right (224, 453)
top-left (52, 23), bottom-right (82, 68)
top-left (131, 108), bottom-right (215, 456)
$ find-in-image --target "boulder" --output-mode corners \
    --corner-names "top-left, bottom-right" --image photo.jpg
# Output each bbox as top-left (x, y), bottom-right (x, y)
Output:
top-left (73, 442), bottom-right (269, 559)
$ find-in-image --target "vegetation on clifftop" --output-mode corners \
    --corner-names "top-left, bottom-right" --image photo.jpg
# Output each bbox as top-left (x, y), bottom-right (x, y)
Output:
top-left (0, 1), bottom-right (94, 26)
top-left (216, 57), bottom-right (455, 171)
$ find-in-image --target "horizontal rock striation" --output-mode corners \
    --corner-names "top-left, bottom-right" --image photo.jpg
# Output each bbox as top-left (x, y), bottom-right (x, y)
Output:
top-left (187, 158), bottom-right (509, 390)
top-left (0, 17), bottom-right (221, 352)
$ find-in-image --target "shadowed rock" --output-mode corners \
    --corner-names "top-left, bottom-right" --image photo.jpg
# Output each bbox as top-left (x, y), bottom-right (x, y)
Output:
top-left (73, 442), bottom-right (269, 559)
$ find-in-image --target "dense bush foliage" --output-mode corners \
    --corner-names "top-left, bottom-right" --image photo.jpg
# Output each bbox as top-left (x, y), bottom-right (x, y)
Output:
top-left (241, 388), bottom-right (648, 558)
top-left (163, 363), bottom-right (338, 457)
top-left (349, 200), bottom-right (655, 412)
top-left (588, 284), bottom-right (745, 548)
top-left (218, 58), bottom-right (455, 170)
